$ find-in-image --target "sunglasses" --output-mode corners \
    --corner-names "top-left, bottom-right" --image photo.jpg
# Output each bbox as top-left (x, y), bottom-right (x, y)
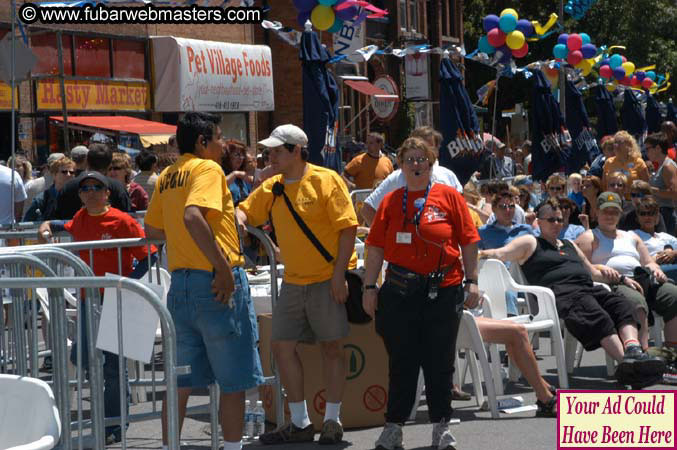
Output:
top-left (638, 211), bottom-right (658, 217)
top-left (109, 166), bottom-right (124, 171)
top-left (79, 184), bottom-right (105, 193)
top-left (60, 169), bottom-right (75, 175)
top-left (631, 192), bottom-right (646, 199)
top-left (541, 217), bottom-right (564, 223)
top-left (609, 182), bottom-right (625, 188)
top-left (496, 204), bottom-right (516, 210)
top-left (548, 186), bottom-right (564, 191)
top-left (404, 156), bottom-right (429, 165)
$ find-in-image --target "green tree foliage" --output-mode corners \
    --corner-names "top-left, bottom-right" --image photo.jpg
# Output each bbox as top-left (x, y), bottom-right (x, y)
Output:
top-left (463, 0), bottom-right (676, 99)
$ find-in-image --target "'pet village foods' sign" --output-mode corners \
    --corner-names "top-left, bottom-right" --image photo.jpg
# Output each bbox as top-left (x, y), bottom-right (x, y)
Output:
top-left (151, 36), bottom-right (274, 112)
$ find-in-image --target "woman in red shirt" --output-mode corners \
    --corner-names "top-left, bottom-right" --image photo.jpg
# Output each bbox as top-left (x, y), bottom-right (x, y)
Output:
top-left (362, 137), bottom-right (480, 450)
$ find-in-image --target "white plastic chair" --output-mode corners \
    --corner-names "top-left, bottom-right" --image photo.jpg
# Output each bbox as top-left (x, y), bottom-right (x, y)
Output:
top-left (479, 259), bottom-right (569, 391)
top-left (0, 374), bottom-right (61, 450)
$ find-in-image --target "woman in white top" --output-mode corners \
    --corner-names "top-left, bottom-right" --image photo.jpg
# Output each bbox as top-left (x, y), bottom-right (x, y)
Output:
top-left (632, 196), bottom-right (677, 282)
top-left (576, 191), bottom-right (677, 349)
top-left (646, 132), bottom-right (677, 234)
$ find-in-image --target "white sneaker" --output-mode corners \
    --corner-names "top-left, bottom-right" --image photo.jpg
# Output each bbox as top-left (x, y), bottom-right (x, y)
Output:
top-left (432, 419), bottom-right (457, 449)
top-left (375, 422), bottom-right (403, 450)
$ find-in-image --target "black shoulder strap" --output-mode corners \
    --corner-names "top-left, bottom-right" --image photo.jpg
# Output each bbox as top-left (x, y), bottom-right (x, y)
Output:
top-left (270, 182), bottom-right (334, 263)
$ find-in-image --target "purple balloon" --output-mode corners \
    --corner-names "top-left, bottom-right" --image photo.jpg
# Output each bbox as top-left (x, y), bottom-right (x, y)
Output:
top-left (600, 58), bottom-right (610, 67)
top-left (557, 33), bottom-right (569, 46)
top-left (581, 43), bottom-right (597, 59)
top-left (516, 19), bottom-right (534, 37)
top-left (293, 0), bottom-right (318, 12)
top-left (483, 15), bottom-right (500, 33)
top-left (335, 1), bottom-right (358, 21)
top-left (297, 10), bottom-right (311, 26)
top-left (636, 71), bottom-right (646, 81)
top-left (613, 66), bottom-right (626, 81)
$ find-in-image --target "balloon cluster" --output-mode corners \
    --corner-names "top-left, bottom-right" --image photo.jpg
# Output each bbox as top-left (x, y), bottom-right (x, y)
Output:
top-left (598, 54), bottom-right (657, 90)
top-left (552, 33), bottom-right (597, 75)
top-left (564, 0), bottom-right (598, 20)
top-left (478, 9), bottom-right (533, 64)
top-left (293, 0), bottom-right (358, 32)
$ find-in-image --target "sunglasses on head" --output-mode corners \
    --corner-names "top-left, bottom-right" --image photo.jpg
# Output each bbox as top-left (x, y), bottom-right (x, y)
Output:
top-left (541, 217), bottom-right (564, 223)
top-left (496, 204), bottom-right (516, 210)
top-left (79, 184), bottom-right (105, 193)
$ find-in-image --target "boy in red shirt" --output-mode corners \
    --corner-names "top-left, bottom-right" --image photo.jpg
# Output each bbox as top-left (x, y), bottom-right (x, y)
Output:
top-left (39, 171), bottom-right (156, 443)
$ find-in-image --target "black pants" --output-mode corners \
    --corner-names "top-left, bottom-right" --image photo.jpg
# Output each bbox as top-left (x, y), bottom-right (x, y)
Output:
top-left (375, 280), bottom-right (464, 423)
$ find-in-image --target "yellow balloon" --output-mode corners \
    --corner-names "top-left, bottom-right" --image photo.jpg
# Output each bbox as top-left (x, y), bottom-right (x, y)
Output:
top-left (621, 62), bottom-right (635, 76)
top-left (578, 59), bottom-right (593, 76)
top-left (506, 30), bottom-right (525, 50)
top-left (607, 82), bottom-right (617, 92)
top-left (311, 5), bottom-right (335, 31)
top-left (500, 8), bottom-right (518, 19)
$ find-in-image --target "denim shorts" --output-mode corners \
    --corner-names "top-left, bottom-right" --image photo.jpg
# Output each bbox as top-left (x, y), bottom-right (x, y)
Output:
top-left (167, 267), bottom-right (264, 393)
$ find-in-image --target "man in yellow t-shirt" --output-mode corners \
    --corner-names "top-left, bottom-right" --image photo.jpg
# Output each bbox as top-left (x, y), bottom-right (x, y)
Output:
top-left (237, 124), bottom-right (358, 445)
top-left (144, 112), bottom-right (263, 450)
top-left (341, 132), bottom-right (394, 190)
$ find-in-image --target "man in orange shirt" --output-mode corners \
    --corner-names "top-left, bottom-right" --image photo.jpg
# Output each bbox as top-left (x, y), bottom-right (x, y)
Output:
top-left (341, 132), bottom-right (394, 190)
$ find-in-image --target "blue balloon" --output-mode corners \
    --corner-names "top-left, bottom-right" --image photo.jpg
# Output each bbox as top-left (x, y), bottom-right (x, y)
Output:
top-left (609, 54), bottom-right (623, 69)
top-left (558, 34), bottom-right (569, 46)
top-left (318, 0), bottom-right (337, 5)
top-left (564, 4), bottom-right (573, 14)
top-left (646, 71), bottom-right (656, 81)
top-left (335, 2), bottom-right (358, 21)
top-left (478, 35), bottom-right (495, 54)
top-left (297, 10), bottom-right (311, 26)
top-left (553, 43), bottom-right (568, 59)
top-left (483, 15), bottom-right (500, 33)
top-left (581, 43), bottom-right (596, 59)
top-left (600, 58), bottom-right (610, 67)
top-left (327, 17), bottom-right (344, 33)
top-left (636, 71), bottom-right (646, 81)
top-left (293, 0), bottom-right (318, 12)
top-left (516, 19), bottom-right (534, 37)
top-left (613, 66), bottom-right (626, 81)
top-left (498, 14), bottom-right (517, 33)
top-left (580, 33), bottom-right (591, 45)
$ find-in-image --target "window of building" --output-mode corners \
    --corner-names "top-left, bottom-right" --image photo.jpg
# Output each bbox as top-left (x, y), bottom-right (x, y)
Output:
top-left (31, 32), bottom-right (73, 75)
top-left (74, 36), bottom-right (111, 77)
top-left (113, 39), bottom-right (146, 79)
top-left (442, 0), bottom-right (457, 38)
top-left (399, 0), bottom-right (424, 35)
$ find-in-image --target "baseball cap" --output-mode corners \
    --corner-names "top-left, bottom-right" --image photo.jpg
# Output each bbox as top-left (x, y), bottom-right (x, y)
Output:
top-left (70, 145), bottom-right (89, 159)
top-left (597, 191), bottom-right (622, 211)
top-left (513, 177), bottom-right (533, 186)
top-left (258, 124), bottom-right (308, 148)
top-left (78, 171), bottom-right (109, 188)
top-left (47, 152), bottom-right (65, 165)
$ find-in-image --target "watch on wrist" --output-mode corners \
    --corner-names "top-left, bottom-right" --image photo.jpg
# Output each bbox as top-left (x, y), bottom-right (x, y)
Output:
top-left (364, 284), bottom-right (378, 290)
top-left (464, 279), bottom-right (478, 286)
top-left (619, 275), bottom-right (626, 284)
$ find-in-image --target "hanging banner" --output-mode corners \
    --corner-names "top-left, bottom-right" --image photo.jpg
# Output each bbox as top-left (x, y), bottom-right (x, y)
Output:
top-left (0, 82), bottom-right (18, 110)
top-left (151, 36), bottom-right (274, 112)
top-left (333, 19), bottom-right (365, 64)
top-left (36, 79), bottom-right (149, 111)
top-left (405, 53), bottom-right (430, 100)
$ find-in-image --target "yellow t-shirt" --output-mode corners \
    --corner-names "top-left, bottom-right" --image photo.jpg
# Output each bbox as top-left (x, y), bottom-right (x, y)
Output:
top-left (344, 153), bottom-right (394, 189)
top-left (239, 163), bottom-right (359, 285)
top-left (144, 153), bottom-right (244, 272)
top-left (602, 155), bottom-right (648, 187)
top-left (468, 207), bottom-right (483, 228)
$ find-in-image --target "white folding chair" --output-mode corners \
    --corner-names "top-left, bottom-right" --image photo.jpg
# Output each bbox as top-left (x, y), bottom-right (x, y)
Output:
top-left (0, 374), bottom-right (61, 450)
top-left (479, 259), bottom-right (568, 391)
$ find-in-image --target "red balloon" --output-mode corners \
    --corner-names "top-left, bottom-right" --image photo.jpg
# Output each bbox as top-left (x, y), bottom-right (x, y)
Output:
top-left (512, 42), bottom-right (529, 58)
top-left (631, 76), bottom-right (640, 86)
top-left (487, 28), bottom-right (506, 47)
top-left (621, 55), bottom-right (627, 63)
top-left (620, 76), bottom-right (632, 86)
top-left (599, 65), bottom-right (612, 79)
top-left (567, 34), bottom-right (583, 51)
top-left (567, 50), bottom-right (583, 66)
top-left (642, 78), bottom-right (653, 89)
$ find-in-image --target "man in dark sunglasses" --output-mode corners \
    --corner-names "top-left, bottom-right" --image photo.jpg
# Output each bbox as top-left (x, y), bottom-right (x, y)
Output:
top-left (480, 198), bottom-right (665, 388)
top-left (619, 180), bottom-right (668, 233)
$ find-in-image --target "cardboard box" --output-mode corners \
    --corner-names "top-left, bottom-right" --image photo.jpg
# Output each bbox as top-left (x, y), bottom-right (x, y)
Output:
top-left (258, 314), bottom-right (389, 430)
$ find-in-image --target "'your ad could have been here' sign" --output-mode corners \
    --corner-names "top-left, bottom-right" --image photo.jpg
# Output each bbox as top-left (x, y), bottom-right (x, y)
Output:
top-left (558, 390), bottom-right (675, 448)
top-left (151, 36), bottom-right (274, 113)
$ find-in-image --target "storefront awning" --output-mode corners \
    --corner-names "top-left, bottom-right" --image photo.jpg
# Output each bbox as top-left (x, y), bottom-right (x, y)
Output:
top-left (344, 80), bottom-right (399, 101)
top-left (50, 116), bottom-right (177, 147)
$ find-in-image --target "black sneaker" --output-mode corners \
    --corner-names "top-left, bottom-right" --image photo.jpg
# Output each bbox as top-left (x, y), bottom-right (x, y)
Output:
top-left (616, 346), bottom-right (666, 384)
top-left (536, 395), bottom-right (557, 418)
top-left (664, 363), bottom-right (677, 385)
top-left (259, 422), bottom-right (315, 445)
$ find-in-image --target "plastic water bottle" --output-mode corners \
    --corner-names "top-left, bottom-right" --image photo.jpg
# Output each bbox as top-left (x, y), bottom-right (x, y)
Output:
top-left (243, 400), bottom-right (251, 440)
top-left (253, 400), bottom-right (265, 438)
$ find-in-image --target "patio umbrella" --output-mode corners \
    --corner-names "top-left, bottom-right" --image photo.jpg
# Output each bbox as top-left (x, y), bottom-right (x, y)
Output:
top-left (645, 91), bottom-right (663, 133)
top-left (668, 101), bottom-right (677, 124)
top-left (300, 25), bottom-right (340, 170)
top-left (437, 56), bottom-right (486, 185)
top-left (620, 88), bottom-right (646, 139)
top-left (593, 85), bottom-right (618, 139)
top-left (565, 80), bottom-right (599, 173)
top-left (530, 70), bottom-right (570, 181)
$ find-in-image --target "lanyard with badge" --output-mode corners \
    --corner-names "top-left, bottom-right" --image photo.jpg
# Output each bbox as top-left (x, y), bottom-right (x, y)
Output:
top-left (398, 182), bottom-right (447, 300)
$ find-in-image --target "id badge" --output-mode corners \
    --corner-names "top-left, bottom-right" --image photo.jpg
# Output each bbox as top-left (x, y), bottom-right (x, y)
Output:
top-left (396, 232), bottom-right (412, 244)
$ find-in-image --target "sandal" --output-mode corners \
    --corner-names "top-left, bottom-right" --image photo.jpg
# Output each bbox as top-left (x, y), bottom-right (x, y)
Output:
top-left (536, 395), bottom-right (557, 418)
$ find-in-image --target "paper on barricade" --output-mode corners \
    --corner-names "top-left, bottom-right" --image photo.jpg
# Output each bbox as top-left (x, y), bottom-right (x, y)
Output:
top-left (96, 274), bottom-right (165, 363)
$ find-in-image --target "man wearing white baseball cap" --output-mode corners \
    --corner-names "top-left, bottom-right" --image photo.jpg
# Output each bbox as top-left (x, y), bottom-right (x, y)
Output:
top-left (237, 124), bottom-right (358, 445)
